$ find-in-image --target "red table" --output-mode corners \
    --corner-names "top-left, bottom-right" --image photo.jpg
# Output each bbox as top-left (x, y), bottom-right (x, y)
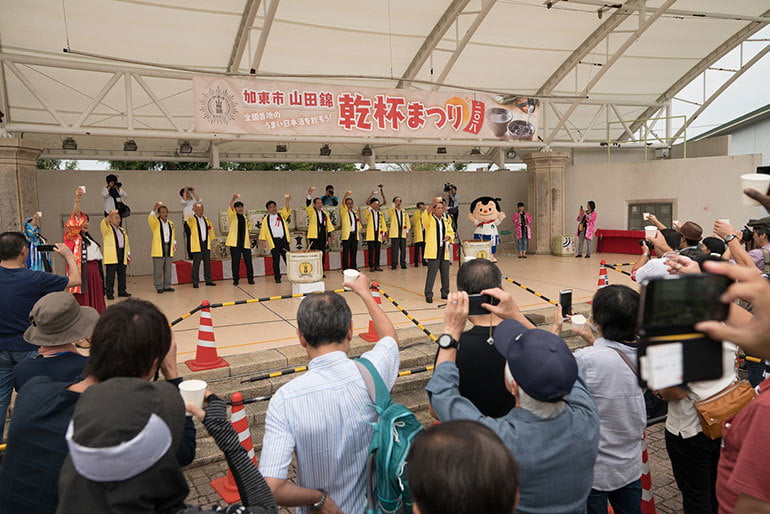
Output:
top-left (595, 229), bottom-right (645, 255)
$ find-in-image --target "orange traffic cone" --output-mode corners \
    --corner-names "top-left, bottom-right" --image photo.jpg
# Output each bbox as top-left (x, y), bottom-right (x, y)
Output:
top-left (640, 431), bottom-right (657, 513)
top-left (211, 392), bottom-right (258, 503)
top-left (597, 260), bottom-right (610, 289)
top-left (185, 300), bottom-right (229, 372)
top-left (359, 281), bottom-right (382, 342)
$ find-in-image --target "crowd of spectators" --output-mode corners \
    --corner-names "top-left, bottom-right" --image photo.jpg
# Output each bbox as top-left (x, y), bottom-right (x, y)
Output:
top-left (0, 184), bottom-right (769, 514)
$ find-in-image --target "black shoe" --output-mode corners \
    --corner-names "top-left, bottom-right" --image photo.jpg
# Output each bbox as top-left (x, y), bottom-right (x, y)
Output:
top-left (164, 287), bottom-right (175, 292)
top-left (275, 277), bottom-right (281, 283)
top-left (206, 282), bottom-right (217, 286)
top-left (323, 274), bottom-right (327, 278)
top-left (248, 279), bottom-right (255, 285)
top-left (192, 284), bottom-right (199, 289)
top-left (518, 256), bottom-right (523, 259)
top-left (425, 297), bottom-right (433, 304)
top-left (575, 254), bottom-right (582, 258)
top-left (441, 294), bottom-right (448, 300)
top-left (414, 263), bottom-right (419, 268)
top-left (523, 256), bottom-right (528, 259)
top-left (157, 289), bottom-right (164, 294)
top-left (585, 255), bottom-right (591, 258)
top-left (401, 265), bottom-right (407, 269)
top-left (106, 294), bottom-right (115, 300)
top-left (118, 292), bottom-right (131, 298)
top-left (233, 280), bottom-right (239, 286)
top-left (391, 265), bottom-right (397, 270)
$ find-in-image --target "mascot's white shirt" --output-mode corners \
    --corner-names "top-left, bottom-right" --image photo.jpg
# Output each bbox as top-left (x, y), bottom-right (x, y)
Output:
top-left (474, 220), bottom-right (499, 237)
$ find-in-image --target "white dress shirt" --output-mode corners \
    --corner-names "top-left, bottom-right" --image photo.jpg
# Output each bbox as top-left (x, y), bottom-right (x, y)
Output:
top-left (102, 187), bottom-right (127, 213)
top-left (260, 336), bottom-right (400, 514)
top-left (348, 209), bottom-right (357, 237)
top-left (111, 225), bottom-right (125, 249)
top-left (84, 236), bottom-right (103, 261)
top-left (268, 213), bottom-right (285, 239)
top-left (369, 208), bottom-right (379, 233)
top-left (195, 215), bottom-right (208, 242)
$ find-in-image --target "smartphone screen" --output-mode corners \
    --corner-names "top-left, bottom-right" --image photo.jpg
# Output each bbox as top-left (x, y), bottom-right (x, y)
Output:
top-left (37, 244), bottom-right (57, 252)
top-left (559, 289), bottom-right (572, 318)
top-left (756, 165), bottom-right (770, 175)
top-left (468, 294), bottom-right (499, 316)
top-left (639, 274), bottom-right (731, 335)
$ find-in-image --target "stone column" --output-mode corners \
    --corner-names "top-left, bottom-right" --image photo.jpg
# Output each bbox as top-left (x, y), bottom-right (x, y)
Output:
top-left (522, 151), bottom-right (570, 254)
top-left (0, 138), bottom-right (43, 232)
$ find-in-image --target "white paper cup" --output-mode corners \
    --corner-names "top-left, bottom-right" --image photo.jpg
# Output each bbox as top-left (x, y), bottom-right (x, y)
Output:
top-left (643, 212), bottom-right (650, 220)
top-left (717, 218), bottom-right (730, 226)
top-left (342, 269), bottom-right (359, 290)
top-left (673, 220), bottom-right (680, 227)
top-left (179, 379), bottom-right (207, 416)
top-left (741, 174), bottom-right (770, 206)
top-left (644, 225), bottom-right (657, 239)
top-left (36, 211), bottom-right (42, 218)
top-left (79, 185), bottom-right (86, 194)
top-left (571, 314), bottom-right (587, 330)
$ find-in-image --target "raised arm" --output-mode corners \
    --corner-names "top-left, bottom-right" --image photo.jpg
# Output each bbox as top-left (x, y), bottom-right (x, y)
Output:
top-left (73, 187), bottom-right (84, 216)
top-left (347, 272), bottom-right (397, 342)
top-left (283, 193), bottom-right (291, 211)
top-left (306, 186), bottom-right (315, 207)
top-left (647, 214), bottom-right (667, 230)
top-left (230, 193), bottom-right (240, 210)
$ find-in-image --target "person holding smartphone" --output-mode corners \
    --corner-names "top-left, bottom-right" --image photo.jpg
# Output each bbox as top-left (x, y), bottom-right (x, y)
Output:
top-left (575, 201), bottom-right (597, 258)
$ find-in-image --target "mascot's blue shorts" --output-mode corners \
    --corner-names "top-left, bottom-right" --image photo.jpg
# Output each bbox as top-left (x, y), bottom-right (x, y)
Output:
top-left (473, 233), bottom-right (498, 254)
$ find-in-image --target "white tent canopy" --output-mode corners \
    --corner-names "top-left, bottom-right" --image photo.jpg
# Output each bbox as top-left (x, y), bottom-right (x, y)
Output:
top-left (0, 0), bottom-right (768, 165)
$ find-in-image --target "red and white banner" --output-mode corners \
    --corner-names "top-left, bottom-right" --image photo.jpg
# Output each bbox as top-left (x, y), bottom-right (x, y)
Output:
top-left (193, 76), bottom-right (539, 142)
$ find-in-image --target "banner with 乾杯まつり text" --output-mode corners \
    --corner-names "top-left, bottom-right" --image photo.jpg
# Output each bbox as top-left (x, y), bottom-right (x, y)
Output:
top-left (193, 76), bottom-right (539, 141)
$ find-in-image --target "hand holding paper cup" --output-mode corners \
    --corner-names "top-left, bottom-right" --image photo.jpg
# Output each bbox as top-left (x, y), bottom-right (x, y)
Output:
top-left (643, 212), bottom-right (650, 221)
top-left (342, 269), bottom-right (359, 290)
top-left (571, 314), bottom-right (587, 330)
top-left (179, 379), bottom-right (207, 417)
top-left (741, 174), bottom-right (770, 206)
top-left (644, 225), bottom-right (658, 240)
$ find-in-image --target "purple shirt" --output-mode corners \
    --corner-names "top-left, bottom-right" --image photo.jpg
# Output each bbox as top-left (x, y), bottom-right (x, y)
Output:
top-left (748, 243), bottom-right (770, 272)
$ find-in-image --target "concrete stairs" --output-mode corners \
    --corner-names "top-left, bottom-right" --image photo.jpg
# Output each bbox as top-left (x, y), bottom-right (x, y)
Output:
top-left (182, 302), bottom-right (592, 470)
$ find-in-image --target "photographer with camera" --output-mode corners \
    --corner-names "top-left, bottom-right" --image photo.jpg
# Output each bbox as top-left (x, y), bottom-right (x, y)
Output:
top-left (444, 184), bottom-right (459, 234)
top-left (632, 228), bottom-right (682, 283)
top-left (101, 174), bottom-right (128, 218)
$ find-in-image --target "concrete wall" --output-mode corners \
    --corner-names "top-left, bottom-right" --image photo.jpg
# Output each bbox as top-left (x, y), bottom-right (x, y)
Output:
top-left (729, 117), bottom-right (770, 166)
top-left (671, 135), bottom-right (731, 160)
top-left (37, 170), bottom-right (529, 275)
top-left (564, 153), bottom-right (764, 238)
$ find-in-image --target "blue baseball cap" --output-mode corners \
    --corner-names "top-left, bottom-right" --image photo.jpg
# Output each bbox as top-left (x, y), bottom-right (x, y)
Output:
top-left (493, 319), bottom-right (578, 402)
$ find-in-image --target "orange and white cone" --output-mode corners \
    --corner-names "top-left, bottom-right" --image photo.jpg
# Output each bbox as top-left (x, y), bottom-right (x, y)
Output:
top-left (211, 392), bottom-right (257, 503)
top-left (185, 300), bottom-right (229, 372)
top-left (597, 260), bottom-right (610, 289)
top-left (359, 282), bottom-right (382, 342)
top-left (640, 431), bottom-right (657, 514)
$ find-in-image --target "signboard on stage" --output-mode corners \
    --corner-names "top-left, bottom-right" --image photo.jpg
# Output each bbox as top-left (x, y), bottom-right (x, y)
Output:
top-left (193, 76), bottom-right (539, 141)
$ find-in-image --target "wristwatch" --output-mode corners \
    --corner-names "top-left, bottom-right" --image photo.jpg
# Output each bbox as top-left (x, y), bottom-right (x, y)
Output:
top-left (437, 333), bottom-right (459, 349)
top-left (724, 234), bottom-right (737, 244)
top-left (310, 489), bottom-right (328, 511)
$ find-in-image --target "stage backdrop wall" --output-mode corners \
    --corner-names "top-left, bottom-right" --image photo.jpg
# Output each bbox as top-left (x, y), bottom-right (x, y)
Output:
top-left (37, 170), bottom-right (529, 276)
top-left (564, 154), bottom-right (764, 247)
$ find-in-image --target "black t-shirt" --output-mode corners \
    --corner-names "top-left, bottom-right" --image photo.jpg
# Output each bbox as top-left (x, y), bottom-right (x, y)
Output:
top-left (13, 352), bottom-right (88, 392)
top-left (236, 214), bottom-right (246, 248)
top-left (456, 324), bottom-right (516, 418)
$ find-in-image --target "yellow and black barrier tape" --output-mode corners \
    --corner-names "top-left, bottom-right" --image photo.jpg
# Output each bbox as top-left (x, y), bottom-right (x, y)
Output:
top-left (377, 288), bottom-right (438, 342)
top-left (605, 264), bottom-right (633, 277)
top-left (608, 262), bottom-right (636, 267)
top-left (503, 276), bottom-right (558, 306)
top-left (241, 365), bottom-right (309, 383)
top-left (170, 289), bottom-right (347, 327)
top-left (0, 443), bottom-right (6, 452)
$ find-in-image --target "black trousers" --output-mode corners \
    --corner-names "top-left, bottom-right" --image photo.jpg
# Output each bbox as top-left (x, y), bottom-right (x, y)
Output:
top-left (191, 247), bottom-right (212, 285)
top-left (391, 237), bottom-right (407, 268)
top-left (183, 223), bottom-right (192, 259)
top-left (105, 247), bottom-right (127, 296)
top-left (342, 237), bottom-right (358, 270)
top-left (309, 227), bottom-right (327, 251)
top-left (424, 256), bottom-right (450, 300)
top-left (665, 430), bottom-right (721, 514)
top-left (413, 242), bottom-right (425, 266)
top-left (367, 240), bottom-right (381, 268)
top-left (230, 246), bottom-right (253, 283)
top-left (270, 238), bottom-right (288, 278)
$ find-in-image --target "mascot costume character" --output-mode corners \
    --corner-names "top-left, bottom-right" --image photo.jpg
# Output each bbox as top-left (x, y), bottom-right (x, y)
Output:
top-left (468, 196), bottom-right (505, 262)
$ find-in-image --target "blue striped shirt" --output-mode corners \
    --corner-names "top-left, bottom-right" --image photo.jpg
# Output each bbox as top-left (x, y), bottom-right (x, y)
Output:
top-left (259, 337), bottom-right (399, 513)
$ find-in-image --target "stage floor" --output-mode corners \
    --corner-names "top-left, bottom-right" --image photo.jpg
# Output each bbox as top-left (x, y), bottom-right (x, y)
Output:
top-left (111, 253), bottom-right (637, 362)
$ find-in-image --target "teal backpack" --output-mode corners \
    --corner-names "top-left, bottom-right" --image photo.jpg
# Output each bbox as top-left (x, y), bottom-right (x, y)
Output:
top-left (355, 357), bottom-right (424, 514)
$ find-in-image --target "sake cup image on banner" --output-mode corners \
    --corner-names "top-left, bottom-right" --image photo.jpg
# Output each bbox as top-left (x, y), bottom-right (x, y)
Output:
top-left (741, 174), bottom-right (770, 206)
top-left (179, 379), bottom-right (207, 416)
top-left (343, 269), bottom-right (360, 290)
top-left (644, 226), bottom-right (657, 240)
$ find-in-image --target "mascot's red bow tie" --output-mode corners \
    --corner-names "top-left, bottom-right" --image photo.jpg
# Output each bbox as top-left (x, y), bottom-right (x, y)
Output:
top-left (477, 220), bottom-right (495, 227)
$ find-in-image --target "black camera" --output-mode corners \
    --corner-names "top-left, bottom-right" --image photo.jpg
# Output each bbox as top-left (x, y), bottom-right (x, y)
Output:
top-left (443, 183), bottom-right (455, 193)
top-left (740, 226), bottom-right (753, 244)
top-left (639, 239), bottom-right (655, 251)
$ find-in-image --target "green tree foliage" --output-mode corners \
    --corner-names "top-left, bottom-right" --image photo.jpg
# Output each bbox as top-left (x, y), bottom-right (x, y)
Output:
top-left (37, 158), bottom-right (62, 169)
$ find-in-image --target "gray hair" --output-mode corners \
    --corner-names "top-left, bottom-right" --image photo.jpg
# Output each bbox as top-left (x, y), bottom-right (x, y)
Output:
top-left (504, 364), bottom-right (565, 419)
top-left (296, 292), bottom-right (352, 348)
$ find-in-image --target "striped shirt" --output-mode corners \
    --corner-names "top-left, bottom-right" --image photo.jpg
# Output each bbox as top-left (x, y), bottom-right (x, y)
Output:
top-left (259, 337), bottom-right (399, 513)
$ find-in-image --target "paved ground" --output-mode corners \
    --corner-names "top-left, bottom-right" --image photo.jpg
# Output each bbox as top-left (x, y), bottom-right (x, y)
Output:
top-left (184, 421), bottom-right (684, 513)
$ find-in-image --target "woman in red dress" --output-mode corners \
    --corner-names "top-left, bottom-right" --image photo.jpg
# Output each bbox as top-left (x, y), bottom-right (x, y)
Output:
top-left (64, 187), bottom-right (107, 313)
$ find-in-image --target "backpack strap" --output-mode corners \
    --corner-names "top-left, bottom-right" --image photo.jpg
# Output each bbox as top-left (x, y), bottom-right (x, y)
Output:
top-left (762, 248), bottom-right (770, 275)
top-left (355, 357), bottom-right (391, 410)
top-left (608, 346), bottom-right (638, 377)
